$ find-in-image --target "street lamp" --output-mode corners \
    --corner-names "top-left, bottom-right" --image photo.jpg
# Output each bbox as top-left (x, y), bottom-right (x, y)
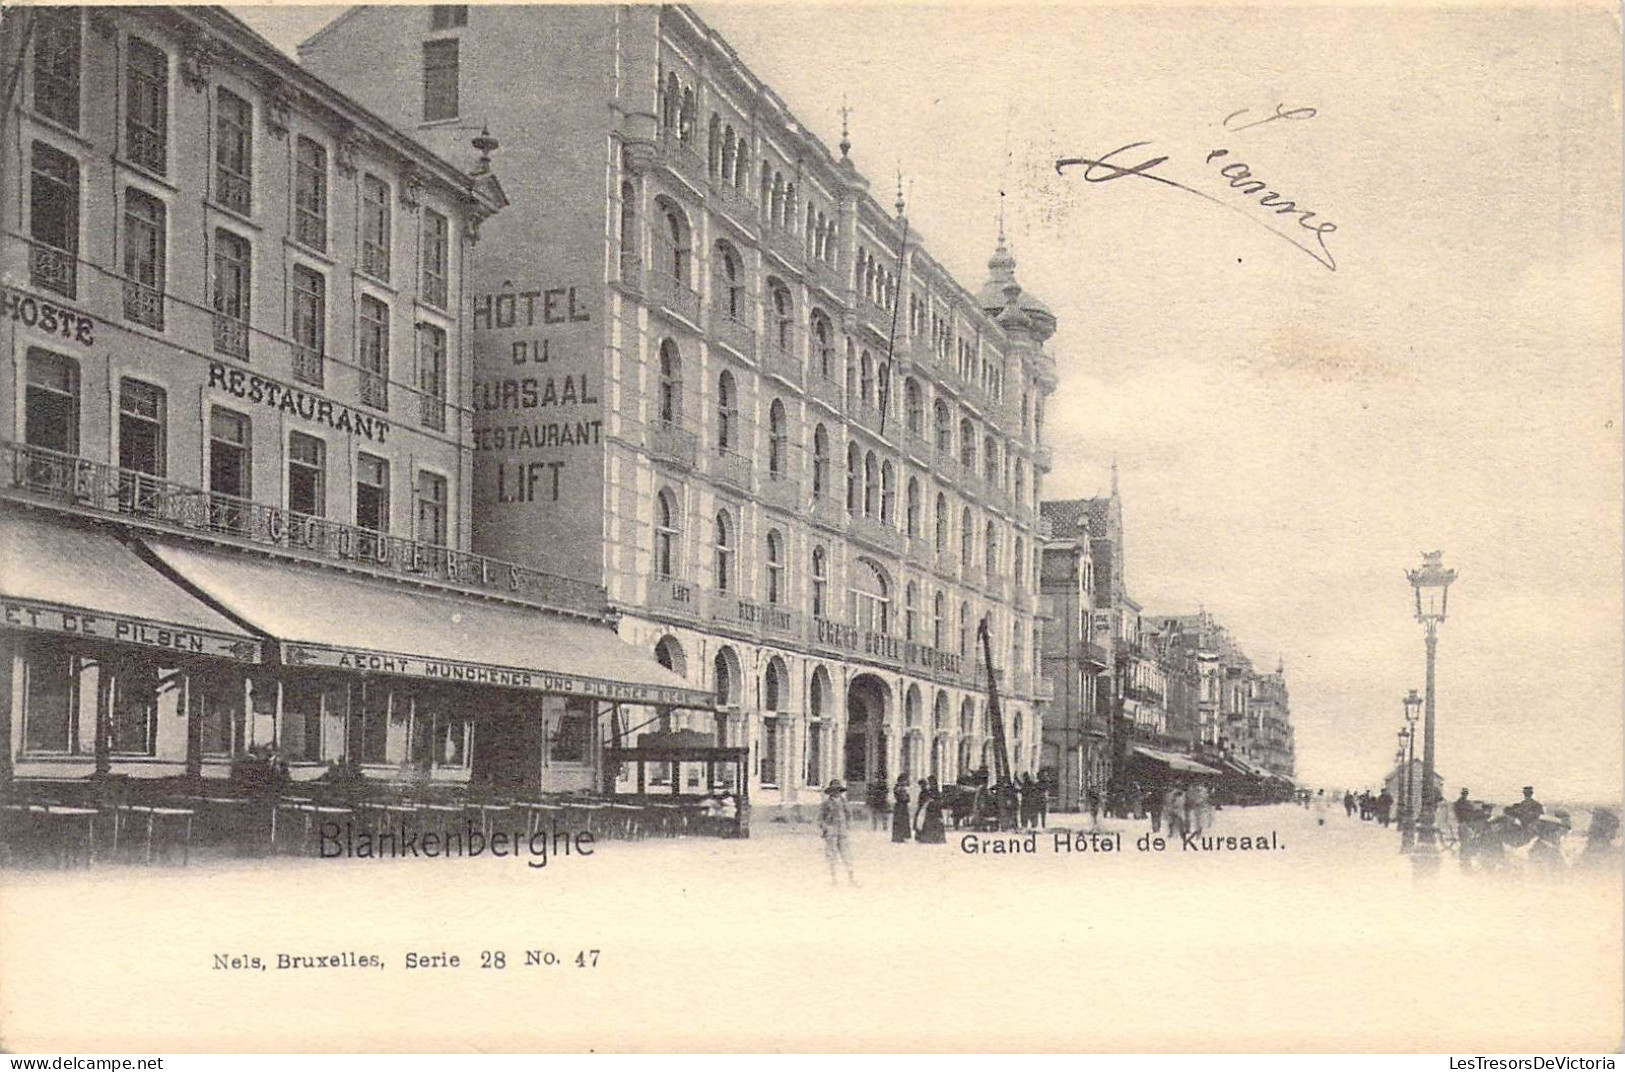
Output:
top-left (1406, 551), bottom-right (1457, 875)
top-left (1399, 688), bottom-right (1421, 850)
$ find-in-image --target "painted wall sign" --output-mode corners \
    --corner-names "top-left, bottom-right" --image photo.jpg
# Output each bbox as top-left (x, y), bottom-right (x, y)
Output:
top-left (3, 287), bottom-right (95, 346)
top-left (207, 363), bottom-right (391, 443)
top-left (282, 643), bottom-right (710, 708)
top-left (1, 599), bottom-right (261, 662)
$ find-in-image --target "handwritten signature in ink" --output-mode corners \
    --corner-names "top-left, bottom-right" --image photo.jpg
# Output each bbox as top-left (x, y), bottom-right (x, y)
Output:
top-left (1221, 103), bottom-right (1318, 132)
top-left (1054, 118), bottom-right (1337, 272)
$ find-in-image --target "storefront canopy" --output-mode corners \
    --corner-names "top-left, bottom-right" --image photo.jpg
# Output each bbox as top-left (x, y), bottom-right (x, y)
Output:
top-left (1131, 745), bottom-right (1223, 777)
top-left (144, 540), bottom-right (712, 708)
top-left (0, 509), bottom-right (261, 662)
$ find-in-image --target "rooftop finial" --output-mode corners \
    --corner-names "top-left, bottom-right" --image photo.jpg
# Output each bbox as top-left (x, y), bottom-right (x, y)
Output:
top-left (997, 188), bottom-right (1006, 245)
top-left (1110, 455), bottom-right (1120, 497)
top-left (838, 96), bottom-right (852, 159)
top-left (895, 167), bottom-right (905, 217)
top-left (472, 125), bottom-right (499, 174)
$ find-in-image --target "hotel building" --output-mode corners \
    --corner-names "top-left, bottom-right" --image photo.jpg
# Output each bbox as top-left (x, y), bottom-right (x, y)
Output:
top-left (301, 4), bottom-right (1059, 809)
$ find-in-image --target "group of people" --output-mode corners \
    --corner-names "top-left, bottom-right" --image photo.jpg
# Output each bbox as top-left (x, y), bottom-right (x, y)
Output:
top-left (871, 775), bottom-right (949, 844)
top-left (1083, 779), bottom-right (1216, 837)
top-left (1343, 788), bottom-right (1397, 826)
top-left (1451, 785), bottom-right (1618, 875)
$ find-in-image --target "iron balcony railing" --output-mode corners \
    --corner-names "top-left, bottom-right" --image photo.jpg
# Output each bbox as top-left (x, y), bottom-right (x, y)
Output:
top-left (646, 420), bottom-right (698, 470)
top-left (420, 393), bottom-right (447, 432)
top-left (122, 280), bottom-right (164, 330)
top-left (1, 440), bottom-right (607, 615)
top-left (359, 370), bottom-right (389, 411)
top-left (30, 244), bottom-right (76, 300)
top-left (213, 313), bottom-right (249, 359)
top-left (216, 170), bottom-right (252, 216)
top-left (761, 470), bottom-right (801, 512)
top-left (292, 345), bottom-right (324, 387)
top-left (711, 305), bottom-right (756, 358)
top-left (712, 447), bottom-right (753, 492)
top-left (648, 262), bottom-right (701, 324)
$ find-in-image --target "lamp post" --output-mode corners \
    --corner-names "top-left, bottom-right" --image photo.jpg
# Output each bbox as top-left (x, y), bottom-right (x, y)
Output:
top-left (1399, 688), bottom-right (1421, 850)
top-left (1406, 551), bottom-right (1457, 876)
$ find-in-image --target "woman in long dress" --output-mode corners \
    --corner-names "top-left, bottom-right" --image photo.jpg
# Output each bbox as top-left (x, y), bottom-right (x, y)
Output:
top-left (916, 777), bottom-right (947, 843)
top-left (891, 775), bottom-right (913, 843)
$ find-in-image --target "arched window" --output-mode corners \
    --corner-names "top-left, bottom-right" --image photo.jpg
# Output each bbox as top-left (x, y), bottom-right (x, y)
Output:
top-left (714, 647), bottom-right (736, 707)
top-left (765, 528), bottom-right (785, 605)
top-left (735, 138), bottom-right (749, 190)
top-left (655, 634), bottom-right (687, 677)
top-left (860, 351), bottom-right (874, 404)
top-left (658, 339), bottom-right (682, 425)
top-left (849, 557), bottom-right (891, 633)
top-left (1015, 461), bottom-right (1026, 506)
top-left (811, 545), bottom-right (828, 619)
top-left (716, 369), bottom-right (736, 451)
top-left (619, 179), bottom-right (637, 264)
top-left (811, 311), bottom-right (834, 379)
top-left (714, 510), bottom-right (733, 592)
top-left (933, 590), bottom-right (946, 648)
top-left (661, 71), bottom-right (681, 132)
top-left (934, 492), bottom-right (948, 552)
top-left (959, 601), bottom-right (971, 657)
top-left (880, 461), bottom-right (895, 524)
top-left (905, 477), bottom-right (921, 537)
top-left (905, 379), bottom-right (923, 435)
top-left (905, 582), bottom-right (918, 641)
top-left (1014, 537), bottom-right (1026, 589)
top-left (1012, 622), bottom-right (1025, 681)
top-left (659, 200), bottom-right (690, 284)
top-left (863, 451), bottom-right (878, 517)
top-left (679, 86), bottom-right (696, 143)
top-left (961, 506), bottom-right (974, 569)
top-left (769, 280), bottom-right (793, 352)
top-left (844, 340), bottom-right (857, 404)
top-left (722, 126), bottom-right (737, 183)
top-left (934, 398), bottom-right (951, 453)
top-left (1021, 391), bottom-right (1031, 435)
top-left (768, 399), bottom-right (787, 478)
top-left (984, 435), bottom-right (998, 484)
top-left (960, 698), bottom-right (975, 736)
top-left (713, 241), bottom-right (743, 320)
top-left (813, 423), bottom-right (830, 498)
top-left (760, 163), bottom-right (772, 210)
top-left (845, 441), bottom-right (861, 514)
top-left (707, 113), bottom-right (721, 176)
top-left (877, 363), bottom-right (890, 416)
top-left (764, 657), bottom-right (787, 712)
top-left (985, 519), bottom-right (998, 576)
top-left (771, 171), bottom-right (784, 226)
top-left (655, 487), bottom-right (680, 578)
top-left (960, 418), bottom-right (976, 469)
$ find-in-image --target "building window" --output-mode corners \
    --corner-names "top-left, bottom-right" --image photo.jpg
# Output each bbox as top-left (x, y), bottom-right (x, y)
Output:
top-left (22, 646), bottom-right (77, 753)
top-left (880, 461), bottom-right (895, 524)
top-left (618, 179), bottom-right (638, 278)
top-left (933, 591), bottom-right (946, 649)
top-left (850, 558), bottom-right (890, 634)
top-left (769, 280), bottom-right (793, 352)
top-left (713, 241), bottom-right (744, 319)
top-left (111, 659), bottom-right (167, 755)
top-left (961, 506), bottom-right (974, 570)
top-left (208, 408), bottom-right (251, 532)
top-left (550, 697), bottom-right (593, 764)
top-left (29, 141), bottom-right (78, 299)
top-left (287, 432), bottom-right (325, 517)
top-left (960, 418), bottom-right (976, 469)
top-left (291, 265), bottom-right (326, 386)
top-left (32, 8), bottom-right (80, 129)
top-left (215, 88), bottom-right (252, 214)
top-left (905, 582), bottom-right (918, 641)
top-left (121, 187), bottom-right (165, 329)
top-left (812, 424), bottom-right (830, 498)
top-left (211, 229), bottom-right (251, 358)
top-left (716, 370), bottom-right (736, 452)
top-left (714, 510), bottom-right (733, 592)
top-left (423, 39), bottom-right (459, 122)
top-left (118, 379), bottom-right (166, 478)
top-left (811, 312), bottom-right (834, 379)
top-left (361, 174), bottom-right (392, 281)
top-left (421, 208), bottom-right (449, 309)
top-left (768, 399), bottom-right (787, 478)
top-left (660, 202), bottom-right (690, 283)
top-left (985, 520), bottom-right (999, 576)
top-left (959, 601), bottom-right (971, 657)
top-left (765, 529), bottom-right (784, 605)
top-left (759, 715), bottom-right (780, 787)
top-left (811, 546), bottom-right (828, 619)
top-left (295, 136), bottom-right (328, 251)
top-left (125, 38), bottom-right (168, 174)
top-left (356, 453), bottom-right (390, 535)
top-left (25, 349), bottom-right (79, 455)
top-left (658, 340), bottom-right (683, 424)
top-left (430, 5), bottom-right (468, 29)
top-left (906, 477), bottom-right (920, 537)
top-left (934, 493), bottom-right (948, 553)
top-left (845, 442), bottom-right (860, 514)
top-left (418, 322), bottom-right (448, 431)
top-left (654, 488), bottom-right (679, 578)
top-left (358, 294), bottom-right (390, 410)
top-left (417, 471), bottom-right (448, 546)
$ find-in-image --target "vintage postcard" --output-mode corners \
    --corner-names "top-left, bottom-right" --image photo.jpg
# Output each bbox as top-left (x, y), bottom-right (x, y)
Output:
top-left (0, 0), bottom-right (1619, 1056)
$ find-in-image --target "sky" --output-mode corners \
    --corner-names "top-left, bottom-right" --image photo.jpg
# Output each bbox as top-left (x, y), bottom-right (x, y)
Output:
top-left (231, 3), bottom-right (1623, 803)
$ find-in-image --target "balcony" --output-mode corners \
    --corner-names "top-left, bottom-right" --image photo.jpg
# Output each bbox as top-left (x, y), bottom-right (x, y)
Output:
top-left (807, 615), bottom-right (860, 655)
top-left (359, 370), bottom-right (388, 411)
top-left (665, 137), bottom-right (709, 189)
top-left (764, 225), bottom-right (804, 269)
top-left (808, 493), bottom-right (847, 531)
top-left (760, 470), bottom-right (801, 512)
top-left (420, 393), bottom-right (447, 432)
top-left (807, 256), bottom-right (844, 295)
top-left (905, 641), bottom-right (962, 678)
top-left (213, 313), bottom-right (249, 360)
top-left (646, 420), bottom-right (698, 470)
top-left (292, 345), bottom-right (324, 388)
top-left (852, 401), bottom-right (889, 436)
top-left (127, 125), bottom-right (166, 175)
top-left (0, 439), bottom-right (608, 616)
top-left (216, 169), bottom-right (252, 216)
top-left (711, 307), bottom-right (756, 359)
top-left (712, 447), bottom-right (753, 492)
top-left (808, 371), bottom-right (845, 412)
top-left (122, 280), bottom-right (164, 330)
top-left (905, 432), bottom-right (933, 465)
top-left (709, 178), bottom-right (756, 224)
top-left (648, 268), bottom-right (701, 325)
top-left (857, 296), bottom-right (892, 338)
top-left (984, 573), bottom-right (1008, 603)
top-left (361, 244), bottom-right (390, 283)
top-left (850, 513), bottom-right (903, 555)
top-left (762, 325), bottom-right (801, 385)
top-left (647, 575), bottom-right (703, 620)
top-left (30, 244), bottom-right (76, 300)
top-left (860, 629), bottom-right (905, 666)
top-left (906, 536), bottom-right (934, 570)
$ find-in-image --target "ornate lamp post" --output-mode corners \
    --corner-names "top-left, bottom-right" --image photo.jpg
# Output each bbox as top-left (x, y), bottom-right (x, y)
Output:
top-left (1406, 551), bottom-right (1457, 875)
top-left (1399, 688), bottom-right (1421, 850)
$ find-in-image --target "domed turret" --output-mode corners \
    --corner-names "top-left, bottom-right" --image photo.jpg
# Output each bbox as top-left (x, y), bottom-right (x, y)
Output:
top-left (977, 227), bottom-right (1056, 341)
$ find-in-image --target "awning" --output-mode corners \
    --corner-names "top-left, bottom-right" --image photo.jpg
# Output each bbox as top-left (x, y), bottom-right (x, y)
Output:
top-left (143, 539), bottom-right (713, 708)
top-left (1131, 745), bottom-right (1222, 776)
top-left (0, 509), bottom-right (261, 662)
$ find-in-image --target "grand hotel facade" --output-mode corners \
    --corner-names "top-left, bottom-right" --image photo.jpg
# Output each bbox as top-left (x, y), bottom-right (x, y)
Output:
top-left (0, 5), bottom-right (706, 793)
top-left (303, 4), bottom-right (1060, 810)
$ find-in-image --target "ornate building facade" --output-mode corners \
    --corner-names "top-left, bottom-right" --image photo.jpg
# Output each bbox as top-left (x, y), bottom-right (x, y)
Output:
top-left (301, 4), bottom-right (1058, 809)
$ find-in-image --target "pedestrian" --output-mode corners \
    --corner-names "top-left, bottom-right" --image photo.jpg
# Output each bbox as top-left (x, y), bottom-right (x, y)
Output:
top-left (1344, 791), bottom-right (1356, 818)
top-left (1581, 808), bottom-right (1620, 869)
top-left (1149, 785), bottom-right (1163, 834)
top-left (1529, 813), bottom-right (1571, 876)
top-left (1507, 786), bottom-right (1544, 844)
top-left (916, 776), bottom-right (947, 844)
top-left (1019, 773), bottom-right (1039, 829)
top-left (866, 778), bottom-right (889, 831)
top-left (1166, 785), bottom-right (1188, 838)
top-left (1188, 781), bottom-right (1212, 835)
top-left (1376, 788), bottom-right (1394, 828)
top-left (891, 774), bottom-right (913, 843)
top-left (1087, 786), bottom-right (1102, 828)
top-left (818, 780), bottom-right (858, 886)
top-left (1312, 788), bottom-right (1328, 826)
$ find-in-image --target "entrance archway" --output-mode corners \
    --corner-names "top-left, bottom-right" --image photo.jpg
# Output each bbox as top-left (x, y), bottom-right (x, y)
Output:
top-left (844, 672), bottom-right (892, 797)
